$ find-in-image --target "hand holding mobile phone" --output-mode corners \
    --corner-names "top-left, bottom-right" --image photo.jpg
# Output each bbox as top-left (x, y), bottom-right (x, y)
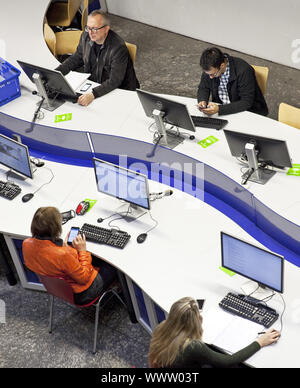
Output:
top-left (67, 227), bottom-right (80, 245)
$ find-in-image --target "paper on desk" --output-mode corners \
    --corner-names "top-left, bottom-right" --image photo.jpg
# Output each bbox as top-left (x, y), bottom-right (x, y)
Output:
top-left (65, 71), bottom-right (91, 91)
top-left (202, 308), bottom-right (264, 354)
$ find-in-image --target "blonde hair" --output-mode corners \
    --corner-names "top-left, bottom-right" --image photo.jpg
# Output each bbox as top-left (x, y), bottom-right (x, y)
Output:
top-left (149, 297), bottom-right (203, 367)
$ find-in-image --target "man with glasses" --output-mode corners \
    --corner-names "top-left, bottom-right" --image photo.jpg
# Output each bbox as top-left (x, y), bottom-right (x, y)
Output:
top-left (56, 10), bottom-right (140, 106)
top-left (197, 47), bottom-right (268, 116)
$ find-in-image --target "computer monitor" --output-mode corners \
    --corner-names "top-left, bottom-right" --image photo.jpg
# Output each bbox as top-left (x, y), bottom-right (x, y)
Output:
top-left (17, 60), bottom-right (78, 111)
top-left (224, 129), bottom-right (292, 184)
top-left (0, 134), bottom-right (33, 179)
top-left (136, 89), bottom-right (195, 149)
top-left (221, 231), bottom-right (284, 293)
top-left (93, 158), bottom-right (150, 216)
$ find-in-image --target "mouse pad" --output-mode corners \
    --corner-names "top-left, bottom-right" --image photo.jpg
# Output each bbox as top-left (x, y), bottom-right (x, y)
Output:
top-left (83, 198), bottom-right (97, 212)
top-left (198, 135), bottom-right (219, 148)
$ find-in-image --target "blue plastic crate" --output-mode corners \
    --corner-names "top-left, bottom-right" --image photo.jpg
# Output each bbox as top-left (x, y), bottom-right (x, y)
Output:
top-left (0, 57), bottom-right (21, 107)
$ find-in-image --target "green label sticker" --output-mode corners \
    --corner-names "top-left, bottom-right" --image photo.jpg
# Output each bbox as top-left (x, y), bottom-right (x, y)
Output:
top-left (219, 266), bottom-right (236, 277)
top-left (84, 199), bottom-right (97, 212)
top-left (198, 135), bottom-right (219, 148)
top-left (55, 113), bottom-right (72, 123)
top-left (287, 164), bottom-right (300, 176)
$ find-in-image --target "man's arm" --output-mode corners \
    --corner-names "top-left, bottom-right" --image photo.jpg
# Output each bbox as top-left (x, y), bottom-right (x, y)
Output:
top-left (197, 72), bottom-right (211, 104)
top-left (92, 45), bottom-right (129, 99)
top-left (55, 33), bottom-right (85, 75)
top-left (218, 67), bottom-right (256, 115)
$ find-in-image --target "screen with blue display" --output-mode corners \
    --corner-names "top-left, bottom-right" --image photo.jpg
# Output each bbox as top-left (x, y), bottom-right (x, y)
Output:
top-left (93, 158), bottom-right (150, 210)
top-left (0, 134), bottom-right (32, 178)
top-left (221, 232), bottom-right (284, 293)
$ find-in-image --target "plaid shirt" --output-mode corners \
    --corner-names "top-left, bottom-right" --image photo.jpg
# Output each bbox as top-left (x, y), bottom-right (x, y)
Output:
top-left (218, 60), bottom-right (230, 104)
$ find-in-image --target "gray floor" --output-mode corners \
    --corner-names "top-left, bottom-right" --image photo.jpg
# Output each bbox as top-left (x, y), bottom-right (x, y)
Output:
top-left (1, 14), bottom-right (299, 369)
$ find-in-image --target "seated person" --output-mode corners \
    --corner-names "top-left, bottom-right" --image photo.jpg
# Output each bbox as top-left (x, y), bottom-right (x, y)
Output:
top-left (22, 207), bottom-right (117, 305)
top-left (149, 297), bottom-right (280, 368)
top-left (56, 10), bottom-right (140, 106)
top-left (197, 47), bottom-right (268, 116)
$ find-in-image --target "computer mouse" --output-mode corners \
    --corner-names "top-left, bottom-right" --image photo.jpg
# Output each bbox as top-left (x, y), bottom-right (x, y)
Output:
top-left (137, 233), bottom-right (147, 244)
top-left (22, 193), bottom-right (34, 203)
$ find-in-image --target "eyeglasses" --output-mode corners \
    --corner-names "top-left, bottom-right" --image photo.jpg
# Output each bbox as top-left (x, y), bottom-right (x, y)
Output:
top-left (206, 68), bottom-right (221, 78)
top-left (85, 25), bottom-right (107, 33)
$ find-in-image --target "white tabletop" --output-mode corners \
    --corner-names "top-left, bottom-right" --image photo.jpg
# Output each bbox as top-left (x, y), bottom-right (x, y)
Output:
top-left (1, 0), bottom-right (300, 368)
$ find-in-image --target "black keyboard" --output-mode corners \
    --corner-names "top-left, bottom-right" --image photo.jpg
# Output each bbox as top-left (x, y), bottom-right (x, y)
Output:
top-left (0, 180), bottom-right (21, 200)
top-left (191, 115), bottom-right (228, 130)
top-left (81, 223), bottom-right (131, 249)
top-left (219, 292), bottom-right (279, 328)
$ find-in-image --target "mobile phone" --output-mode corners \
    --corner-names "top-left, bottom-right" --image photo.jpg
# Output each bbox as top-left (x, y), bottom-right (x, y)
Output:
top-left (68, 227), bottom-right (80, 245)
top-left (197, 299), bottom-right (205, 310)
top-left (80, 82), bottom-right (92, 92)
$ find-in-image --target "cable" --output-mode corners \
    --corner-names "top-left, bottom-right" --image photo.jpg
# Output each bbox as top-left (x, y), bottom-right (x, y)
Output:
top-left (241, 168), bottom-right (254, 185)
top-left (143, 210), bottom-right (159, 234)
top-left (32, 166), bottom-right (54, 195)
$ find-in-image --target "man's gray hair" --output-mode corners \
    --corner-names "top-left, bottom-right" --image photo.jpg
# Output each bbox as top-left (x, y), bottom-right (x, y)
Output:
top-left (89, 10), bottom-right (111, 27)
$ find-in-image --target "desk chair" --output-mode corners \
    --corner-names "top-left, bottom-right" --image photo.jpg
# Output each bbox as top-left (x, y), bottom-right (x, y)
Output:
top-left (44, 22), bottom-right (56, 57)
top-left (252, 65), bottom-right (269, 96)
top-left (55, 7), bottom-right (88, 56)
top-left (278, 102), bottom-right (300, 130)
top-left (46, 0), bottom-right (82, 28)
top-left (38, 274), bottom-right (125, 354)
top-left (125, 42), bottom-right (137, 65)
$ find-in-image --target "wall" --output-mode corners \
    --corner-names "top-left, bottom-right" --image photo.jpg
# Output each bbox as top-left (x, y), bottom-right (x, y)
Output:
top-left (106, 0), bottom-right (300, 69)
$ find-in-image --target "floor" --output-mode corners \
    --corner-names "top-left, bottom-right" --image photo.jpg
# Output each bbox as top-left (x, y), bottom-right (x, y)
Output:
top-left (1, 14), bottom-right (299, 369)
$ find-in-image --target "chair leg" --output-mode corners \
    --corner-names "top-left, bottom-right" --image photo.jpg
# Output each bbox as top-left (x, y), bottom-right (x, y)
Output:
top-left (49, 295), bottom-right (54, 333)
top-left (93, 302), bottom-right (100, 354)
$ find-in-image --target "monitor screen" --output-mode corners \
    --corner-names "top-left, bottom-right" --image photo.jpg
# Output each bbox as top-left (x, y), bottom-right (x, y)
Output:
top-left (223, 129), bottom-right (292, 169)
top-left (93, 158), bottom-right (150, 210)
top-left (17, 60), bottom-right (77, 99)
top-left (136, 89), bottom-right (195, 133)
top-left (0, 134), bottom-right (33, 179)
top-left (221, 232), bottom-right (284, 293)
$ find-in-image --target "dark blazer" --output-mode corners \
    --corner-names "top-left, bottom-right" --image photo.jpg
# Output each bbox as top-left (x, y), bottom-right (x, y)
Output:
top-left (197, 55), bottom-right (268, 116)
top-left (56, 29), bottom-right (140, 98)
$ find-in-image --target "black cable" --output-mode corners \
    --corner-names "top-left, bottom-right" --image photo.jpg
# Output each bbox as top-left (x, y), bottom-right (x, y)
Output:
top-left (31, 166), bottom-right (54, 195)
top-left (241, 168), bottom-right (254, 185)
top-left (26, 97), bottom-right (45, 133)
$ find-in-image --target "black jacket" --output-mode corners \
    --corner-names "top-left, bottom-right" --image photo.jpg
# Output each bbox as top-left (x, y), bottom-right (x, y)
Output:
top-left (197, 55), bottom-right (268, 116)
top-left (56, 30), bottom-right (140, 98)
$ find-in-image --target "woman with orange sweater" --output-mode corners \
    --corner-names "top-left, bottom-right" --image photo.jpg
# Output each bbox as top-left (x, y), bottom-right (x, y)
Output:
top-left (22, 207), bottom-right (116, 305)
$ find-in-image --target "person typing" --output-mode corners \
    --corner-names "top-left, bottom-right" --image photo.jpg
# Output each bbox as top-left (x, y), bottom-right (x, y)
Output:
top-left (149, 297), bottom-right (280, 368)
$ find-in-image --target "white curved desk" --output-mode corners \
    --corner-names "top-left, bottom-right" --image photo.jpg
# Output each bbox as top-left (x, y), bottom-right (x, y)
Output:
top-left (1, 0), bottom-right (300, 369)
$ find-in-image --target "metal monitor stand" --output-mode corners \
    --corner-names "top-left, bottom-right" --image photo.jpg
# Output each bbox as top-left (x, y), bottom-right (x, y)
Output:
top-left (242, 142), bottom-right (275, 185)
top-left (152, 109), bottom-right (184, 149)
top-left (32, 73), bottom-right (64, 111)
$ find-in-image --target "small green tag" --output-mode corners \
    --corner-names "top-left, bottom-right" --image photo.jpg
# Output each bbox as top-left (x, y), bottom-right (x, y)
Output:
top-left (84, 199), bottom-right (97, 212)
top-left (198, 135), bottom-right (219, 148)
top-left (219, 266), bottom-right (236, 277)
top-left (55, 113), bottom-right (72, 123)
top-left (287, 164), bottom-right (300, 176)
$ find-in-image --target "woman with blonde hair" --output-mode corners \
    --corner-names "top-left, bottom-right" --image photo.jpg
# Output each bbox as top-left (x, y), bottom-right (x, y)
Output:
top-left (149, 296), bottom-right (280, 368)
